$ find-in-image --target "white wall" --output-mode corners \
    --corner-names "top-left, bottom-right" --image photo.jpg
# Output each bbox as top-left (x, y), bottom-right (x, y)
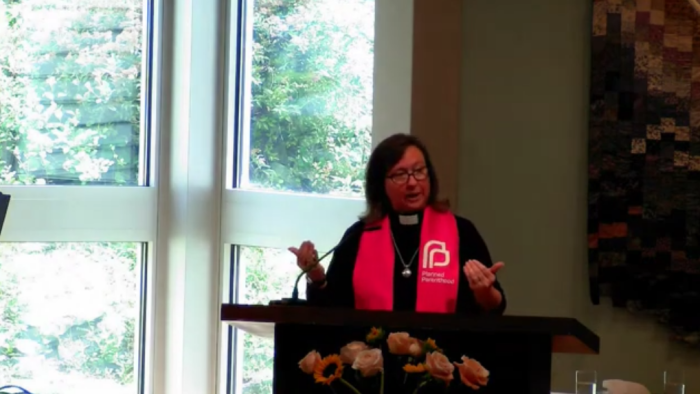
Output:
top-left (458, 0), bottom-right (700, 392)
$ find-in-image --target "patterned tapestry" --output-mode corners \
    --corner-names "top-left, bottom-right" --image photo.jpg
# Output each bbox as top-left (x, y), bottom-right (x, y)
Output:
top-left (588, 0), bottom-right (700, 346)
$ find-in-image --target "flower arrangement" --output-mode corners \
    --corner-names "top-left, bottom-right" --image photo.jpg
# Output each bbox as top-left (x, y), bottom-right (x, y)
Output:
top-left (298, 327), bottom-right (489, 393)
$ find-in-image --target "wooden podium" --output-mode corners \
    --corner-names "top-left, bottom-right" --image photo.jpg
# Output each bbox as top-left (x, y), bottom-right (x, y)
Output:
top-left (221, 304), bottom-right (599, 394)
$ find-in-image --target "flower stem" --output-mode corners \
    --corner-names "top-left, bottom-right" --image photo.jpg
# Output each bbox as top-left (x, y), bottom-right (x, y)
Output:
top-left (339, 378), bottom-right (363, 394)
top-left (412, 381), bottom-right (428, 394)
top-left (380, 371), bottom-right (385, 394)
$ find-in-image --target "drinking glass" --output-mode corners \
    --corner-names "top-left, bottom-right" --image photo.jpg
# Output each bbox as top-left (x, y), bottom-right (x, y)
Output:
top-left (664, 370), bottom-right (685, 394)
top-left (576, 370), bottom-right (598, 394)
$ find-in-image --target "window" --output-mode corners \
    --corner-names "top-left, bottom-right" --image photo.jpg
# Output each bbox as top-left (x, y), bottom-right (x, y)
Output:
top-left (224, 0), bottom-right (375, 392)
top-left (220, 0), bottom-right (413, 393)
top-left (237, 0), bottom-right (375, 197)
top-left (0, 242), bottom-right (146, 394)
top-left (228, 246), bottom-right (336, 394)
top-left (0, 0), bottom-right (149, 186)
top-left (2, 0), bottom-right (415, 392)
top-left (230, 247), bottom-right (307, 394)
top-left (0, 1), bottom-right (155, 394)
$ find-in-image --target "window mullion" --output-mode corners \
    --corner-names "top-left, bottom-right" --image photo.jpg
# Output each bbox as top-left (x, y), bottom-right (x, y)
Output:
top-left (152, 0), bottom-right (226, 394)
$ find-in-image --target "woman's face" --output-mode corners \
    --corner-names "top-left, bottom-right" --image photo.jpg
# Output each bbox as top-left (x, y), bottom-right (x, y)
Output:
top-left (384, 146), bottom-right (431, 213)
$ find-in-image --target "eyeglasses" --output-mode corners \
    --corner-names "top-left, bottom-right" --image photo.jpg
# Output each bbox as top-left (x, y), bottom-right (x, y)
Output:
top-left (387, 167), bottom-right (428, 184)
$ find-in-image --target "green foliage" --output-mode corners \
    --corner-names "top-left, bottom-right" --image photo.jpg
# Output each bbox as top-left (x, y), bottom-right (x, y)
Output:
top-left (0, 0), bottom-right (373, 393)
top-left (0, 0), bottom-right (143, 394)
top-left (0, 0), bottom-right (143, 185)
top-left (0, 243), bottom-right (139, 394)
top-left (239, 1), bottom-right (374, 393)
top-left (239, 247), bottom-right (310, 394)
top-left (1, 2), bottom-right (142, 391)
top-left (248, 0), bottom-right (373, 195)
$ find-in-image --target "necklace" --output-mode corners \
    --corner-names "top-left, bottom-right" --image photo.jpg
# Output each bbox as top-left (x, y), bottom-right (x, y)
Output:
top-left (390, 230), bottom-right (419, 278)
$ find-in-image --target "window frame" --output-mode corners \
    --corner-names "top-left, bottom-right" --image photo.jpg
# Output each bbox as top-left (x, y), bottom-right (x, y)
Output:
top-left (216, 0), bottom-right (415, 393)
top-left (0, 0), bottom-right (458, 393)
top-left (221, 0), bottom-right (415, 252)
top-left (151, 0), bottom-right (225, 393)
top-left (0, 0), bottom-right (160, 393)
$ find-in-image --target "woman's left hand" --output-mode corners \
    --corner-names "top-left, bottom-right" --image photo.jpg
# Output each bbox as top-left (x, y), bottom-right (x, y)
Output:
top-left (463, 259), bottom-right (504, 292)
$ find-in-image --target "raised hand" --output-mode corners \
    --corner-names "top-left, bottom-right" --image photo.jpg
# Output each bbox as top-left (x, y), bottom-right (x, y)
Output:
top-left (462, 259), bottom-right (504, 293)
top-left (288, 241), bottom-right (325, 281)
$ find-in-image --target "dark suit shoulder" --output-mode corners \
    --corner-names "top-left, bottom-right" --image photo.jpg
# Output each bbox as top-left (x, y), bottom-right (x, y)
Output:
top-left (326, 220), bottom-right (364, 269)
top-left (452, 214), bottom-right (493, 266)
top-left (307, 220), bottom-right (364, 308)
top-left (453, 214), bottom-right (479, 235)
top-left (342, 220), bottom-right (365, 237)
top-left (333, 220), bottom-right (363, 251)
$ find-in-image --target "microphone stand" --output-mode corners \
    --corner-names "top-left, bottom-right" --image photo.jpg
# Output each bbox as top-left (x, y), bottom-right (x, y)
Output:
top-left (269, 249), bottom-right (335, 306)
top-left (267, 224), bottom-right (379, 306)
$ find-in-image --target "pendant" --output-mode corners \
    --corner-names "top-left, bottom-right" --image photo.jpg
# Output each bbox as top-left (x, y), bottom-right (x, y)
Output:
top-left (401, 267), bottom-right (412, 278)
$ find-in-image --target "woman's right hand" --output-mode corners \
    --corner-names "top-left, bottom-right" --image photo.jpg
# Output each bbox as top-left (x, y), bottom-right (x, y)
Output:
top-left (288, 241), bottom-right (326, 282)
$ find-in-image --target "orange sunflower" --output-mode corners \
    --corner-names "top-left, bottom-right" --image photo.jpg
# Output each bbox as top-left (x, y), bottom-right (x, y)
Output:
top-left (313, 354), bottom-right (344, 385)
top-left (366, 327), bottom-right (384, 343)
top-left (403, 363), bottom-right (427, 373)
top-left (424, 338), bottom-right (442, 353)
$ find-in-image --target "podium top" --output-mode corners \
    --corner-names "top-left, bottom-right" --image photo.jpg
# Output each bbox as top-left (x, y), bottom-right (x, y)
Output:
top-left (221, 304), bottom-right (599, 355)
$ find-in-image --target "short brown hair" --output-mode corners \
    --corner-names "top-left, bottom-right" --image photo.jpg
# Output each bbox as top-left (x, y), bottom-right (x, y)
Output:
top-left (360, 133), bottom-right (449, 223)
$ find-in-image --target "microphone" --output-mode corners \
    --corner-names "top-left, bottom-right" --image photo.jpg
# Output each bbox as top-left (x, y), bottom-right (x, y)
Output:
top-left (269, 224), bottom-right (381, 306)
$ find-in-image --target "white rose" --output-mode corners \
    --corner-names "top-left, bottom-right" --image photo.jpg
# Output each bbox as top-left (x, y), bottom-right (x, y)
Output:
top-left (387, 332), bottom-right (419, 355)
top-left (409, 341), bottom-right (423, 357)
top-left (425, 351), bottom-right (454, 383)
top-left (352, 348), bottom-right (384, 377)
top-left (298, 350), bottom-right (321, 374)
top-left (340, 341), bottom-right (369, 364)
top-left (453, 355), bottom-right (489, 389)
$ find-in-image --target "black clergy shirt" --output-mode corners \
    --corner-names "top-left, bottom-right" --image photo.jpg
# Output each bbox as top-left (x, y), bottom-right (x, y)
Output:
top-left (306, 211), bottom-right (506, 315)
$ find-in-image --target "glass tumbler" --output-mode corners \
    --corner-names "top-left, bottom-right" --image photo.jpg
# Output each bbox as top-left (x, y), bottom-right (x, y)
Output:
top-left (575, 370), bottom-right (597, 394)
top-left (663, 370), bottom-right (685, 394)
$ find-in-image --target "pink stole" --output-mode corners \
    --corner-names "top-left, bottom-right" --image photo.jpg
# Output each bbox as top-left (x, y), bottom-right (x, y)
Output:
top-left (352, 207), bottom-right (460, 313)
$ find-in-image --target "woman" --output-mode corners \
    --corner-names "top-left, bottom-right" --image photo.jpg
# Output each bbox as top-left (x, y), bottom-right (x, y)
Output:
top-left (289, 134), bottom-right (506, 314)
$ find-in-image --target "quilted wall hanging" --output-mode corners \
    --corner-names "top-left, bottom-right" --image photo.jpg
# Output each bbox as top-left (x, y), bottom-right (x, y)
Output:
top-left (588, 0), bottom-right (700, 346)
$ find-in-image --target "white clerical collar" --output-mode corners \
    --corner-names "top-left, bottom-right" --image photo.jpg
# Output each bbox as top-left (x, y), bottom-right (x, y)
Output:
top-left (398, 214), bottom-right (419, 225)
